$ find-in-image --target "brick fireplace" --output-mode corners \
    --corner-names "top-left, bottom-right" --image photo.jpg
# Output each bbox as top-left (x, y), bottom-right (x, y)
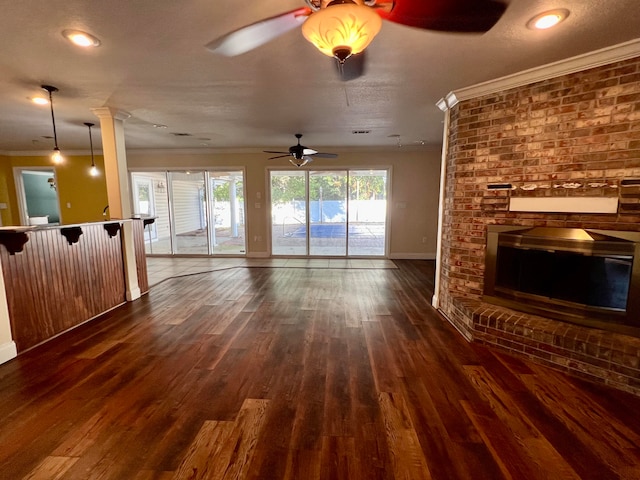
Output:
top-left (435, 53), bottom-right (640, 394)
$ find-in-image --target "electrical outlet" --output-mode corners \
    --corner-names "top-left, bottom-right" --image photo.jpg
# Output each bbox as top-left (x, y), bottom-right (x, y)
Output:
top-left (422, 237), bottom-right (428, 244)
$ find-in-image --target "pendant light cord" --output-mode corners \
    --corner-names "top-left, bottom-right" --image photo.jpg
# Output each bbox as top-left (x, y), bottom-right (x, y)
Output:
top-left (88, 124), bottom-right (95, 166)
top-left (47, 89), bottom-right (59, 149)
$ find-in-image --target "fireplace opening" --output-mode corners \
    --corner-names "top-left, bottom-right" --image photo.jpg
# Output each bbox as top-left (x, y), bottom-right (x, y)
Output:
top-left (484, 227), bottom-right (640, 334)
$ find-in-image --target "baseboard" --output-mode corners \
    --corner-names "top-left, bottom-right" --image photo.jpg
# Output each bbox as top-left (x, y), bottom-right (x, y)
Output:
top-left (126, 287), bottom-right (142, 301)
top-left (389, 252), bottom-right (436, 260)
top-left (246, 252), bottom-right (270, 258)
top-left (0, 341), bottom-right (17, 365)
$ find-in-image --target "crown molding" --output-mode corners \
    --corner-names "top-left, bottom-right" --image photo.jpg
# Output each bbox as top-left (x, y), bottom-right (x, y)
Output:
top-left (437, 38), bottom-right (640, 110)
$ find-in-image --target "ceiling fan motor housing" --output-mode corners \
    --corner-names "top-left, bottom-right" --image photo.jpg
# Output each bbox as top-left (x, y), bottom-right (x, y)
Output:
top-left (289, 145), bottom-right (306, 159)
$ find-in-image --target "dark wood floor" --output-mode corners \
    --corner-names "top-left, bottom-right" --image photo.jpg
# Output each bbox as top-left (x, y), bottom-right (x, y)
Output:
top-left (2, 261), bottom-right (640, 479)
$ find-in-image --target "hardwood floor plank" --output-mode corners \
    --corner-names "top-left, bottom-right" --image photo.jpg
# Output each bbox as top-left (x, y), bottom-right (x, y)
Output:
top-left (21, 456), bottom-right (79, 480)
top-left (1, 261), bottom-right (640, 479)
top-left (320, 436), bottom-right (357, 480)
top-left (460, 399), bottom-right (543, 480)
top-left (519, 371), bottom-right (640, 478)
top-left (362, 320), bottom-right (402, 393)
top-left (173, 398), bottom-right (269, 480)
top-left (378, 391), bottom-right (432, 480)
top-left (323, 337), bottom-right (353, 437)
top-left (399, 377), bottom-right (502, 480)
top-left (282, 449), bottom-right (321, 480)
top-left (463, 365), bottom-right (581, 479)
top-left (132, 470), bottom-right (174, 480)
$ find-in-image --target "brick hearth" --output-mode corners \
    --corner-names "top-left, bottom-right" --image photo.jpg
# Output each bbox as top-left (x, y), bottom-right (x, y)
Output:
top-left (446, 296), bottom-right (640, 395)
top-left (437, 55), bottom-right (640, 394)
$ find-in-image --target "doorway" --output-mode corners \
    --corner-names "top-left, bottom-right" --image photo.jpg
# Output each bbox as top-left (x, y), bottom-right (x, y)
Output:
top-left (131, 170), bottom-right (246, 255)
top-left (270, 169), bottom-right (388, 257)
top-left (14, 168), bottom-right (61, 225)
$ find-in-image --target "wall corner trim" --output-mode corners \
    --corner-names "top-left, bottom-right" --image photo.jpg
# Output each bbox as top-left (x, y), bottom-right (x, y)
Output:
top-left (440, 38), bottom-right (640, 103)
top-left (0, 341), bottom-right (17, 365)
top-left (436, 92), bottom-right (459, 111)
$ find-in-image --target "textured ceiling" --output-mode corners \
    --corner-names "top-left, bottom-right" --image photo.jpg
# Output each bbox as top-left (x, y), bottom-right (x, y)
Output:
top-left (0, 0), bottom-right (639, 154)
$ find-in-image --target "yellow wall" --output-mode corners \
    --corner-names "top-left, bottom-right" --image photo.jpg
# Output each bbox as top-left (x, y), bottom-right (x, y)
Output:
top-left (0, 156), bottom-right (18, 226)
top-left (1, 154), bottom-right (108, 226)
top-left (128, 148), bottom-right (441, 258)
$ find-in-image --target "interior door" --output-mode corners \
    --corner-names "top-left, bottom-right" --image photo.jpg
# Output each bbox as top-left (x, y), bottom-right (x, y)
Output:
top-left (14, 168), bottom-right (61, 225)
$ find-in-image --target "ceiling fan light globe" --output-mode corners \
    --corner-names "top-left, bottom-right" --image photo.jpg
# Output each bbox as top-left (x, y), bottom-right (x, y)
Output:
top-left (301, 2), bottom-right (381, 58)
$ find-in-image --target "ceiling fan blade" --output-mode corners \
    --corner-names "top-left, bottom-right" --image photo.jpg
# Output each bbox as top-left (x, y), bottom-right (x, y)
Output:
top-left (206, 7), bottom-right (312, 56)
top-left (302, 148), bottom-right (318, 155)
top-left (268, 154), bottom-right (292, 160)
top-left (336, 51), bottom-right (367, 81)
top-left (264, 150), bottom-right (289, 154)
top-left (312, 153), bottom-right (338, 158)
top-left (379, 0), bottom-right (507, 33)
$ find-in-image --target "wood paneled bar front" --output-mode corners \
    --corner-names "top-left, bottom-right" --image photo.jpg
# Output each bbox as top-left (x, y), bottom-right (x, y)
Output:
top-left (0, 218), bottom-right (151, 353)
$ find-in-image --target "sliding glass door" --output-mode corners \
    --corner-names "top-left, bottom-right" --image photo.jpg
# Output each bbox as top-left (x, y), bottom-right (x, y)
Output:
top-left (131, 170), bottom-right (246, 255)
top-left (348, 170), bottom-right (387, 256)
top-left (309, 171), bottom-right (347, 256)
top-left (270, 169), bottom-right (388, 257)
top-left (270, 171), bottom-right (307, 256)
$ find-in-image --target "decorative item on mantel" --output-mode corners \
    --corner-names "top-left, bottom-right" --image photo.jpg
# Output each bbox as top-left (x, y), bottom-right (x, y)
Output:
top-left (482, 179), bottom-right (623, 214)
top-left (620, 178), bottom-right (640, 211)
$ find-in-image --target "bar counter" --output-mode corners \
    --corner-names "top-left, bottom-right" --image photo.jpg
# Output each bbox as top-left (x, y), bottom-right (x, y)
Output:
top-left (0, 218), bottom-right (150, 353)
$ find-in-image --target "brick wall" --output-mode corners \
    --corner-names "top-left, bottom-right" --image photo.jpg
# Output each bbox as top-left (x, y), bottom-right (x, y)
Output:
top-left (436, 56), bottom-right (640, 393)
top-left (439, 56), bottom-right (640, 314)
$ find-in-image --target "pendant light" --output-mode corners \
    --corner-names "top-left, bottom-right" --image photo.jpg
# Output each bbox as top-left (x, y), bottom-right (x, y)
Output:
top-left (41, 85), bottom-right (63, 164)
top-left (301, 0), bottom-right (382, 64)
top-left (84, 122), bottom-right (99, 177)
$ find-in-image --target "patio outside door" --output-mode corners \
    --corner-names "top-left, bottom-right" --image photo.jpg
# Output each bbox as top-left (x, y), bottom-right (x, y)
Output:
top-left (270, 169), bottom-right (388, 257)
top-left (131, 170), bottom-right (246, 255)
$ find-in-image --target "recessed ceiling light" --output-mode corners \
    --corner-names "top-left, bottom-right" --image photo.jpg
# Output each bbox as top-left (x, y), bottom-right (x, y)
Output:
top-left (527, 9), bottom-right (569, 30)
top-left (62, 29), bottom-right (101, 47)
top-left (153, 124), bottom-right (167, 128)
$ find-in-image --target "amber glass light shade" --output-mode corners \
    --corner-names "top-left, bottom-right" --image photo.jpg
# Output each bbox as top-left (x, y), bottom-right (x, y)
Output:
top-left (301, 1), bottom-right (381, 62)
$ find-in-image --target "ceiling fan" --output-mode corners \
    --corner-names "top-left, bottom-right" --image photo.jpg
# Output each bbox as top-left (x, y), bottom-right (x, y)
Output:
top-left (265, 134), bottom-right (338, 167)
top-left (206, 0), bottom-right (507, 78)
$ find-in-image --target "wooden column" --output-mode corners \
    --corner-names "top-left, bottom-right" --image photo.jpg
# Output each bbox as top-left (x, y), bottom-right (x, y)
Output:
top-left (92, 107), bottom-right (140, 301)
